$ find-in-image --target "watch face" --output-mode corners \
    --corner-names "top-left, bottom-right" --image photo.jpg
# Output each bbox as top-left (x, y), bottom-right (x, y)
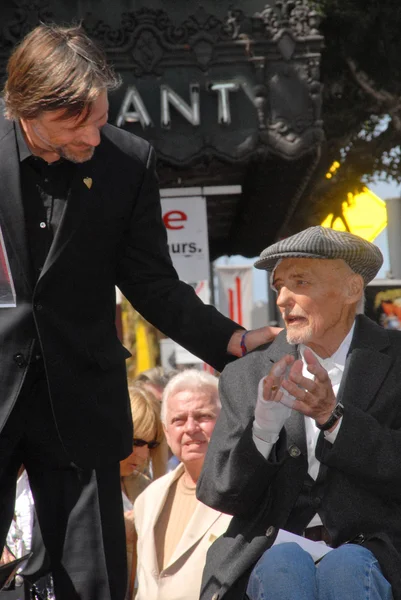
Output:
top-left (334, 402), bottom-right (345, 418)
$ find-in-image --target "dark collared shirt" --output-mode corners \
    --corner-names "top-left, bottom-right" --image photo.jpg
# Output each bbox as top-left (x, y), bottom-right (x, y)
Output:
top-left (16, 122), bottom-right (76, 283)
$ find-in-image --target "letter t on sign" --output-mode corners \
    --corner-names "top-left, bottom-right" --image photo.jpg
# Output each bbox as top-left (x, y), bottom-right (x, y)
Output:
top-left (209, 82), bottom-right (239, 125)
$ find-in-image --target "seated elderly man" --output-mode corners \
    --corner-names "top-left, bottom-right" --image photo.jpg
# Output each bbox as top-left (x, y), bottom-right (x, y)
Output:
top-left (197, 226), bottom-right (401, 600)
top-left (133, 369), bottom-right (231, 600)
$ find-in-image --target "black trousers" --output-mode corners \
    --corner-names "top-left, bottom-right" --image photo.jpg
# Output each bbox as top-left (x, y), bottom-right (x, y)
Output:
top-left (0, 364), bottom-right (127, 600)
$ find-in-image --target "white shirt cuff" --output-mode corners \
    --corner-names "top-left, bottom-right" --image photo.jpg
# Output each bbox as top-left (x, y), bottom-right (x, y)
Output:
top-left (252, 430), bottom-right (275, 459)
top-left (324, 416), bottom-right (343, 443)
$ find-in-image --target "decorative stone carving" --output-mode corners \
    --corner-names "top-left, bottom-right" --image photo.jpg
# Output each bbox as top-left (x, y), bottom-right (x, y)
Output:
top-left (0, 0), bottom-right (53, 51)
top-left (277, 33), bottom-right (296, 60)
top-left (84, 6), bottom-right (245, 57)
top-left (132, 29), bottom-right (164, 75)
top-left (223, 10), bottom-right (244, 40)
top-left (254, 0), bottom-right (321, 39)
top-left (191, 39), bottom-right (214, 67)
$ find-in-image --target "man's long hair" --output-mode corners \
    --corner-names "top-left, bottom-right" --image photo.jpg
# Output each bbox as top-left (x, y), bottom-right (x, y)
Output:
top-left (3, 23), bottom-right (121, 121)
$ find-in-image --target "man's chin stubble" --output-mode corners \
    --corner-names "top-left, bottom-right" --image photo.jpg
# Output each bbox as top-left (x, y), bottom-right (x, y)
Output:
top-left (286, 326), bottom-right (313, 346)
top-left (58, 146), bottom-right (95, 163)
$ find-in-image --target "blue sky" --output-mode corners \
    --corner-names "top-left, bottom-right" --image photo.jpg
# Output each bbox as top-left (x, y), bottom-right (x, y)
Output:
top-left (215, 177), bottom-right (400, 302)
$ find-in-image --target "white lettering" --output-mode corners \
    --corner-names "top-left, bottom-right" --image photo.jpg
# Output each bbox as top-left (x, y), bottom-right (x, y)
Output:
top-left (115, 86), bottom-right (153, 129)
top-left (161, 84), bottom-right (200, 128)
top-left (210, 82), bottom-right (239, 125)
top-left (115, 80), bottom-right (254, 130)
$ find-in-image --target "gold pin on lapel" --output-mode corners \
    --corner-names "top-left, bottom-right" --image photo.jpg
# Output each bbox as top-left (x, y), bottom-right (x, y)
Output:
top-left (83, 177), bottom-right (93, 190)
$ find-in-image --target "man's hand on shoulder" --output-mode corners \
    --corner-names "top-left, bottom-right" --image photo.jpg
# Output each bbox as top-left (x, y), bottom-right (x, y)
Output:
top-left (227, 326), bottom-right (283, 358)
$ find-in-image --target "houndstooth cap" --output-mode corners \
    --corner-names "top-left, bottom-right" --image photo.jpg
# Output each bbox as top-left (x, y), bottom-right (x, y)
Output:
top-left (254, 226), bottom-right (383, 285)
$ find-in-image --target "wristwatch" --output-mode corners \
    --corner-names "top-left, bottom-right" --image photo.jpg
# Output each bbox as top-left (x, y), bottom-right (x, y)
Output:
top-left (316, 402), bottom-right (344, 431)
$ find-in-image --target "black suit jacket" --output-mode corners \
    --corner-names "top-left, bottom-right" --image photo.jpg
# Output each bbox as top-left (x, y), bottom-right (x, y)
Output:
top-left (0, 110), bottom-right (238, 468)
top-left (197, 315), bottom-right (401, 600)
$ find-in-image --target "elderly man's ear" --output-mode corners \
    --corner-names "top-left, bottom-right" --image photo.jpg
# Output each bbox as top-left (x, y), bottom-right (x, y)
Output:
top-left (345, 273), bottom-right (365, 305)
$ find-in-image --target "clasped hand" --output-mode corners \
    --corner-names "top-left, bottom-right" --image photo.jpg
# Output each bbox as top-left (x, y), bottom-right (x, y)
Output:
top-left (262, 348), bottom-right (336, 426)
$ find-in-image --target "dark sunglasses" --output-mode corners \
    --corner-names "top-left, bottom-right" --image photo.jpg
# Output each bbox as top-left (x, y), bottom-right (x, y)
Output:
top-left (132, 438), bottom-right (160, 449)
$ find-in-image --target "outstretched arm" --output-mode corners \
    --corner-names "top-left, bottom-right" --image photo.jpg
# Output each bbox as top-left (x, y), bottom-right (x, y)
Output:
top-left (117, 144), bottom-right (281, 371)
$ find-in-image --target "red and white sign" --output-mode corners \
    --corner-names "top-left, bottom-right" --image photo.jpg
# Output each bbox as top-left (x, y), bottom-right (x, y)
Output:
top-left (216, 265), bottom-right (253, 330)
top-left (161, 196), bottom-right (210, 282)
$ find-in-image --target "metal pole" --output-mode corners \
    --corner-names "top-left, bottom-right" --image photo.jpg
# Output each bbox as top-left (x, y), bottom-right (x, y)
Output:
top-left (385, 198), bottom-right (401, 278)
top-left (209, 260), bottom-right (216, 306)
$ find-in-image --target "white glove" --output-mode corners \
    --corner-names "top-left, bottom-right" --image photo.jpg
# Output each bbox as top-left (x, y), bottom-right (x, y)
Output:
top-left (253, 377), bottom-right (292, 443)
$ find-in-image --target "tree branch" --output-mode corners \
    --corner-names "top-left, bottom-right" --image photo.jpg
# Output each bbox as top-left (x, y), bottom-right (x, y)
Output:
top-left (346, 57), bottom-right (401, 131)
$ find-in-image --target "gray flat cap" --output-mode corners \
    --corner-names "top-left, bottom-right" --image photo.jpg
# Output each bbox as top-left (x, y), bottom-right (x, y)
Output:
top-left (254, 226), bottom-right (383, 285)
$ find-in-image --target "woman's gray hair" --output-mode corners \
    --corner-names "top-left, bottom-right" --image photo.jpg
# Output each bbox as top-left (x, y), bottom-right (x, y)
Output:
top-left (161, 369), bottom-right (220, 425)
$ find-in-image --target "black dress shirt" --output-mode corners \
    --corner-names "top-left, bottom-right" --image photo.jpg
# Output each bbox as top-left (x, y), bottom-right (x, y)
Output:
top-left (15, 122), bottom-right (76, 284)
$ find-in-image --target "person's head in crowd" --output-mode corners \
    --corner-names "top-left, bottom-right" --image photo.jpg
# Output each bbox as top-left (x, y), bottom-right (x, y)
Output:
top-left (255, 226), bottom-right (383, 357)
top-left (120, 385), bottom-right (167, 480)
top-left (135, 366), bottom-right (177, 401)
top-left (161, 369), bottom-right (220, 484)
top-left (3, 23), bottom-right (120, 163)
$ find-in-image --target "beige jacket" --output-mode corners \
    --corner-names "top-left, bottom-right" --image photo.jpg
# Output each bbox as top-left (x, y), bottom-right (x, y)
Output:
top-left (133, 463), bottom-right (232, 600)
top-left (122, 471), bottom-right (150, 594)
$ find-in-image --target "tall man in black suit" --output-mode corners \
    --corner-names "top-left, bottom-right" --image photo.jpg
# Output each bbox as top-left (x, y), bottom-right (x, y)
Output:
top-left (198, 226), bottom-right (401, 600)
top-left (0, 23), bottom-right (277, 600)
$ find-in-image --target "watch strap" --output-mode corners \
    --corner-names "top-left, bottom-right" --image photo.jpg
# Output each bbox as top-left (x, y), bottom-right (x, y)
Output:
top-left (316, 402), bottom-right (344, 431)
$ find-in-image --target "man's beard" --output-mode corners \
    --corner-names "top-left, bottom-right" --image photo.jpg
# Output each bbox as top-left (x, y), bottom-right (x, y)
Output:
top-left (286, 324), bottom-right (313, 346)
top-left (32, 124), bottom-right (95, 163)
top-left (55, 144), bottom-right (95, 163)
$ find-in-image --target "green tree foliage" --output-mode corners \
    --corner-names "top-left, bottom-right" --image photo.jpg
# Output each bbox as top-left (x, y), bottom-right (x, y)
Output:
top-left (299, 0), bottom-right (401, 228)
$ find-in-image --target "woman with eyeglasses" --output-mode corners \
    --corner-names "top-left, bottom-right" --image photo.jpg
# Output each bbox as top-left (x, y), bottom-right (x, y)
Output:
top-left (119, 384), bottom-right (168, 599)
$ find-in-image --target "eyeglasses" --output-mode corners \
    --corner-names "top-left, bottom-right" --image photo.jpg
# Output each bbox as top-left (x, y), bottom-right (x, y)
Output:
top-left (132, 438), bottom-right (160, 449)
